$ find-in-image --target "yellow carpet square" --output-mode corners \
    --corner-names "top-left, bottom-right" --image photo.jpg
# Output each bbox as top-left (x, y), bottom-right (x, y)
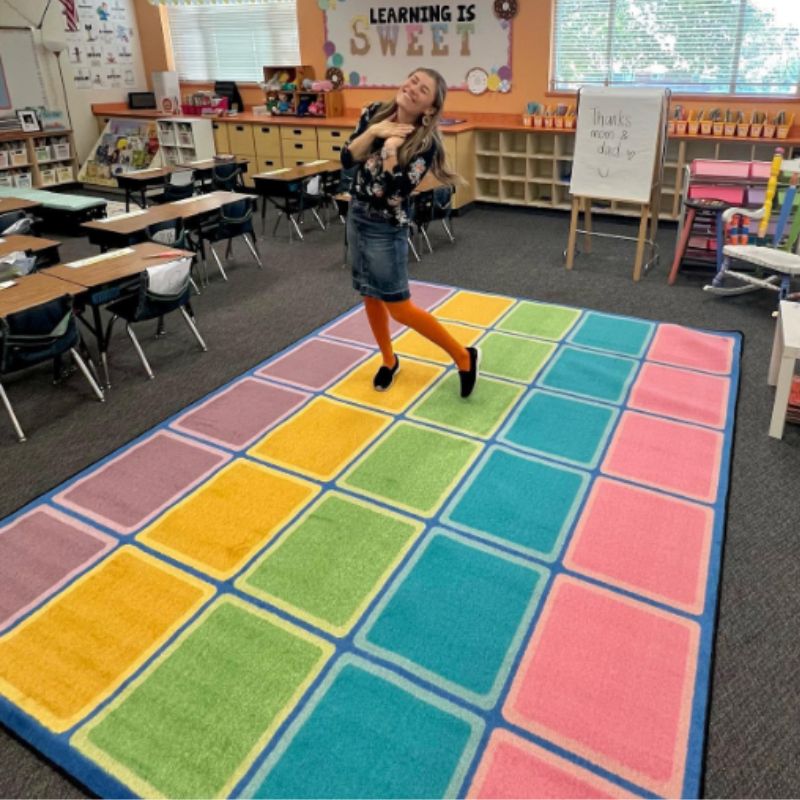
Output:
top-left (248, 396), bottom-right (391, 480)
top-left (327, 354), bottom-right (444, 414)
top-left (137, 460), bottom-right (319, 580)
top-left (0, 547), bottom-right (213, 732)
top-left (434, 291), bottom-right (516, 327)
top-left (393, 322), bottom-right (483, 365)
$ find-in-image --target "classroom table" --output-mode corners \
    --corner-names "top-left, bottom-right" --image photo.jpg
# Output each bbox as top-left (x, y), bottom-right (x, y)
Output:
top-left (0, 272), bottom-right (83, 318)
top-left (0, 234), bottom-right (62, 267)
top-left (115, 167), bottom-right (174, 212)
top-left (81, 191), bottom-right (252, 250)
top-left (252, 161), bottom-right (341, 240)
top-left (185, 157), bottom-right (250, 192)
top-left (45, 241), bottom-right (195, 386)
top-left (0, 196), bottom-right (41, 215)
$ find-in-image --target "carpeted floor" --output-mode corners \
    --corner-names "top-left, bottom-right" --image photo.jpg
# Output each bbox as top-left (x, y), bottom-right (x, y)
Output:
top-left (0, 202), bottom-right (798, 798)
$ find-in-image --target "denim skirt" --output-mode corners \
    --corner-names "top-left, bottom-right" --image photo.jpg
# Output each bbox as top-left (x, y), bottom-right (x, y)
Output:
top-left (347, 199), bottom-right (410, 302)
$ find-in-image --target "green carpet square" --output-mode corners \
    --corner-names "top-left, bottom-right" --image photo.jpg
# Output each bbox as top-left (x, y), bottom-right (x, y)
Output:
top-left (72, 597), bottom-right (332, 799)
top-left (408, 373), bottom-right (525, 438)
top-left (339, 421), bottom-right (481, 517)
top-left (242, 656), bottom-right (483, 799)
top-left (478, 331), bottom-right (558, 382)
top-left (496, 301), bottom-right (582, 340)
top-left (236, 492), bottom-right (424, 636)
top-left (356, 530), bottom-right (548, 708)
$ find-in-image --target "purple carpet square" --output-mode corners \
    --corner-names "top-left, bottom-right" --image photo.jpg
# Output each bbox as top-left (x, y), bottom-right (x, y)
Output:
top-left (320, 308), bottom-right (404, 346)
top-left (0, 507), bottom-right (115, 632)
top-left (171, 378), bottom-right (310, 449)
top-left (256, 339), bottom-right (371, 391)
top-left (54, 432), bottom-right (230, 535)
top-left (409, 281), bottom-right (455, 310)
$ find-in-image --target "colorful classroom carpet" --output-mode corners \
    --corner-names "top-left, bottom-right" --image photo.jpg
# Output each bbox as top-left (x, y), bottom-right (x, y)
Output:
top-left (0, 282), bottom-right (741, 799)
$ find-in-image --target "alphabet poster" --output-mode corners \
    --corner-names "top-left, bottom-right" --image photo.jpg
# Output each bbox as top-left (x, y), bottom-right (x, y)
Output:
top-left (320, 1), bottom-right (514, 91)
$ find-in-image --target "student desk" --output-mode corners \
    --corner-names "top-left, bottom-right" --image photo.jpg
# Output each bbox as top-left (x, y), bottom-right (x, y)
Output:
top-left (0, 272), bottom-right (84, 318)
top-left (253, 161), bottom-right (340, 240)
top-left (0, 235), bottom-right (62, 267)
top-left (116, 167), bottom-right (175, 212)
top-left (0, 197), bottom-right (41, 215)
top-left (81, 191), bottom-right (252, 250)
top-left (186, 157), bottom-right (250, 192)
top-left (45, 242), bottom-right (194, 382)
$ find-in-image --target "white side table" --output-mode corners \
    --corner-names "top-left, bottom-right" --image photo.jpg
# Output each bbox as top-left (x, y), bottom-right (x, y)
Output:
top-left (768, 300), bottom-right (800, 438)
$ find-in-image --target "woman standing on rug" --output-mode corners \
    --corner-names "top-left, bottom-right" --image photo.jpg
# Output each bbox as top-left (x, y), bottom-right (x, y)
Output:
top-left (341, 68), bottom-right (479, 397)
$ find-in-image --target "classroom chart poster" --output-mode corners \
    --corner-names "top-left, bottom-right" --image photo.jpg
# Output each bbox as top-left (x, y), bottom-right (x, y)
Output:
top-left (321, 1), bottom-right (514, 91)
top-left (569, 87), bottom-right (666, 205)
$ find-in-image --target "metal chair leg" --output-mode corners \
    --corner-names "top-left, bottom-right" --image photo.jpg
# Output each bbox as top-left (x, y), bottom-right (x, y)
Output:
top-left (180, 306), bottom-right (208, 351)
top-left (190, 277), bottom-right (201, 295)
top-left (421, 226), bottom-right (434, 254)
top-left (441, 217), bottom-right (455, 243)
top-left (272, 214), bottom-right (283, 238)
top-left (209, 245), bottom-right (228, 281)
top-left (312, 208), bottom-right (326, 231)
top-left (0, 381), bottom-right (26, 442)
top-left (408, 233), bottom-right (421, 262)
top-left (69, 348), bottom-right (105, 402)
top-left (126, 324), bottom-right (155, 380)
top-left (243, 234), bottom-right (263, 268)
top-left (101, 314), bottom-right (118, 388)
top-left (225, 238), bottom-right (233, 259)
top-left (290, 215), bottom-right (304, 241)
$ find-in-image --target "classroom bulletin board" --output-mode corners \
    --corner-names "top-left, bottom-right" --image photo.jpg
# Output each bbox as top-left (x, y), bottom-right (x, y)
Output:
top-left (320, 1), bottom-right (515, 91)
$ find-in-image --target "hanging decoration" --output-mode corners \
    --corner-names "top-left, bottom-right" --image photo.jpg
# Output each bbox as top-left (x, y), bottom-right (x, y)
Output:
top-left (493, 0), bottom-right (518, 20)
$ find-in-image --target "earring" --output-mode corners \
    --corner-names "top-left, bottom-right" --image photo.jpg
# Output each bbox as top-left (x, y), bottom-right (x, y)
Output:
top-left (422, 113), bottom-right (433, 126)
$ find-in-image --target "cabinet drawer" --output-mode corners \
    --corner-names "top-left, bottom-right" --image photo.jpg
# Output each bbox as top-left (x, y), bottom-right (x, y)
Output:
top-left (319, 141), bottom-right (344, 161)
top-left (212, 122), bottom-right (230, 154)
top-left (254, 125), bottom-right (282, 156)
top-left (227, 123), bottom-right (256, 155)
top-left (283, 140), bottom-right (319, 161)
top-left (318, 126), bottom-right (351, 144)
top-left (253, 156), bottom-right (284, 174)
top-left (280, 126), bottom-right (317, 143)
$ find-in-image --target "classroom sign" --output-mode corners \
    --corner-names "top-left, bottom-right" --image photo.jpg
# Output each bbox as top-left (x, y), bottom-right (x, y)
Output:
top-left (321, 1), bottom-right (514, 91)
top-left (570, 87), bottom-right (667, 204)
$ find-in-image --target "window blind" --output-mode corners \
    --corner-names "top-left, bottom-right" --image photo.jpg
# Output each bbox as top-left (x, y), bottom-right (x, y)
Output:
top-left (166, 1), bottom-right (300, 82)
top-left (551, 0), bottom-right (800, 95)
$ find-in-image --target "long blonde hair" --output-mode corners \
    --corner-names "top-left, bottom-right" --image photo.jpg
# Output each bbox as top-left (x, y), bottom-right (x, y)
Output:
top-left (368, 68), bottom-right (457, 185)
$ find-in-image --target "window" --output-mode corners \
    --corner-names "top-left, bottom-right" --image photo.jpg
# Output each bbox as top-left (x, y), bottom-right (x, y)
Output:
top-left (167, 1), bottom-right (300, 82)
top-left (551, 0), bottom-right (800, 95)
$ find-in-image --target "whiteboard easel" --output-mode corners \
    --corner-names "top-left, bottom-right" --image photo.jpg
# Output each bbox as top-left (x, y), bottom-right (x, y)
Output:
top-left (565, 87), bottom-right (670, 281)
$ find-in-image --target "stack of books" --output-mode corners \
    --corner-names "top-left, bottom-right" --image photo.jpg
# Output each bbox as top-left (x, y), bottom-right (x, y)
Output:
top-left (0, 117), bottom-right (22, 133)
top-left (788, 376), bottom-right (800, 425)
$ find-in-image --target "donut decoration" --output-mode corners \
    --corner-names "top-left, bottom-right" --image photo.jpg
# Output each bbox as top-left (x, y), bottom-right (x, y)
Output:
top-left (494, 0), bottom-right (518, 20)
top-left (326, 67), bottom-right (344, 88)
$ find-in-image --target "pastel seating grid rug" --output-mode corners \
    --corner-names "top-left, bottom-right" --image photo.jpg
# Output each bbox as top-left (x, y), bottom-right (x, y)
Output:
top-left (0, 281), bottom-right (741, 799)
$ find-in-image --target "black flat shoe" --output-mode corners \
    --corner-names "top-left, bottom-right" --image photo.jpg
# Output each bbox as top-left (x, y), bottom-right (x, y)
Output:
top-left (458, 347), bottom-right (479, 398)
top-left (373, 356), bottom-right (400, 391)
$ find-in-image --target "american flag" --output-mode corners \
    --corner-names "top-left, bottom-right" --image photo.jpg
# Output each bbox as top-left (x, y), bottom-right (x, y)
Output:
top-left (59, 0), bottom-right (79, 33)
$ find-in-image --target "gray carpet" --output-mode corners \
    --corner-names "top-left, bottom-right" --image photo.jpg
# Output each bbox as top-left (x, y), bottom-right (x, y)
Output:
top-left (1, 204), bottom-right (798, 798)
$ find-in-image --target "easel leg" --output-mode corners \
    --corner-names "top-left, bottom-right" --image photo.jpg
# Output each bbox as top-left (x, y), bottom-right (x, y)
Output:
top-left (566, 196), bottom-right (580, 270)
top-left (633, 205), bottom-right (650, 281)
top-left (583, 197), bottom-right (593, 253)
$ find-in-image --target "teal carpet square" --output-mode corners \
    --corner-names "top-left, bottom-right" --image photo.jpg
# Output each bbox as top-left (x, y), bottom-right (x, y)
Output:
top-left (568, 312), bottom-right (655, 357)
top-left (442, 446), bottom-right (589, 560)
top-left (243, 656), bottom-right (483, 799)
top-left (539, 346), bottom-right (638, 404)
top-left (355, 531), bottom-right (547, 708)
top-left (499, 390), bottom-right (619, 468)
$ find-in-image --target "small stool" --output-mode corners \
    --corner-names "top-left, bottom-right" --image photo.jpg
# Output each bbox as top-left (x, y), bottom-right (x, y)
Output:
top-left (668, 197), bottom-right (729, 285)
top-left (768, 299), bottom-right (800, 438)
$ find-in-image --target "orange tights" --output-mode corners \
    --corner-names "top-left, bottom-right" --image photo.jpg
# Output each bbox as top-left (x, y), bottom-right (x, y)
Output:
top-left (363, 296), bottom-right (470, 371)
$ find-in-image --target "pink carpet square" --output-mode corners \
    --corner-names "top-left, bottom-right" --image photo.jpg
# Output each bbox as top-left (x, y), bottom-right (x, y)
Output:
top-left (171, 377), bottom-right (309, 449)
top-left (565, 477), bottom-right (714, 614)
top-left (647, 324), bottom-right (734, 374)
top-left (0, 507), bottom-right (115, 633)
top-left (504, 575), bottom-right (699, 798)
top-left (320, 308), bottom-right (404, 346)
top-left (628, 363), bottom-right (731, 429)
top-left (255, 338), bottom-right (371, 391)
top-left (54, 432), bottom-right (230, 535)
top-left (409, 281), bottom-right (455, 310)
top-left (602, 411), bottom-right (724, 503)
top-left (467, 729), bottom-right (639, 799)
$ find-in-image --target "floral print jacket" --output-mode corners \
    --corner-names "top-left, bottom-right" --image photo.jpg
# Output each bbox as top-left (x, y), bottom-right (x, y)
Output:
top-left (341, 102), bottom-right (436, 227)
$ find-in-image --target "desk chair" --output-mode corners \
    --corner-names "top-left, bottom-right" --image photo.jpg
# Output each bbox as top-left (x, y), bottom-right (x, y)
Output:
top-left (262, 177), bottom-right (326, 242)
top-left (155, 170), bottom-right (196, 204)
top-left (412, 185), bottom-right (456, 254)
top-left (211, 162), bottom-right (246, 193)
top-left (196, 197), bottom-right (262, 282)
top-left (0, 296), bottom-right (104, 442)
top-left (103, 257), bottom-right (207, 382)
